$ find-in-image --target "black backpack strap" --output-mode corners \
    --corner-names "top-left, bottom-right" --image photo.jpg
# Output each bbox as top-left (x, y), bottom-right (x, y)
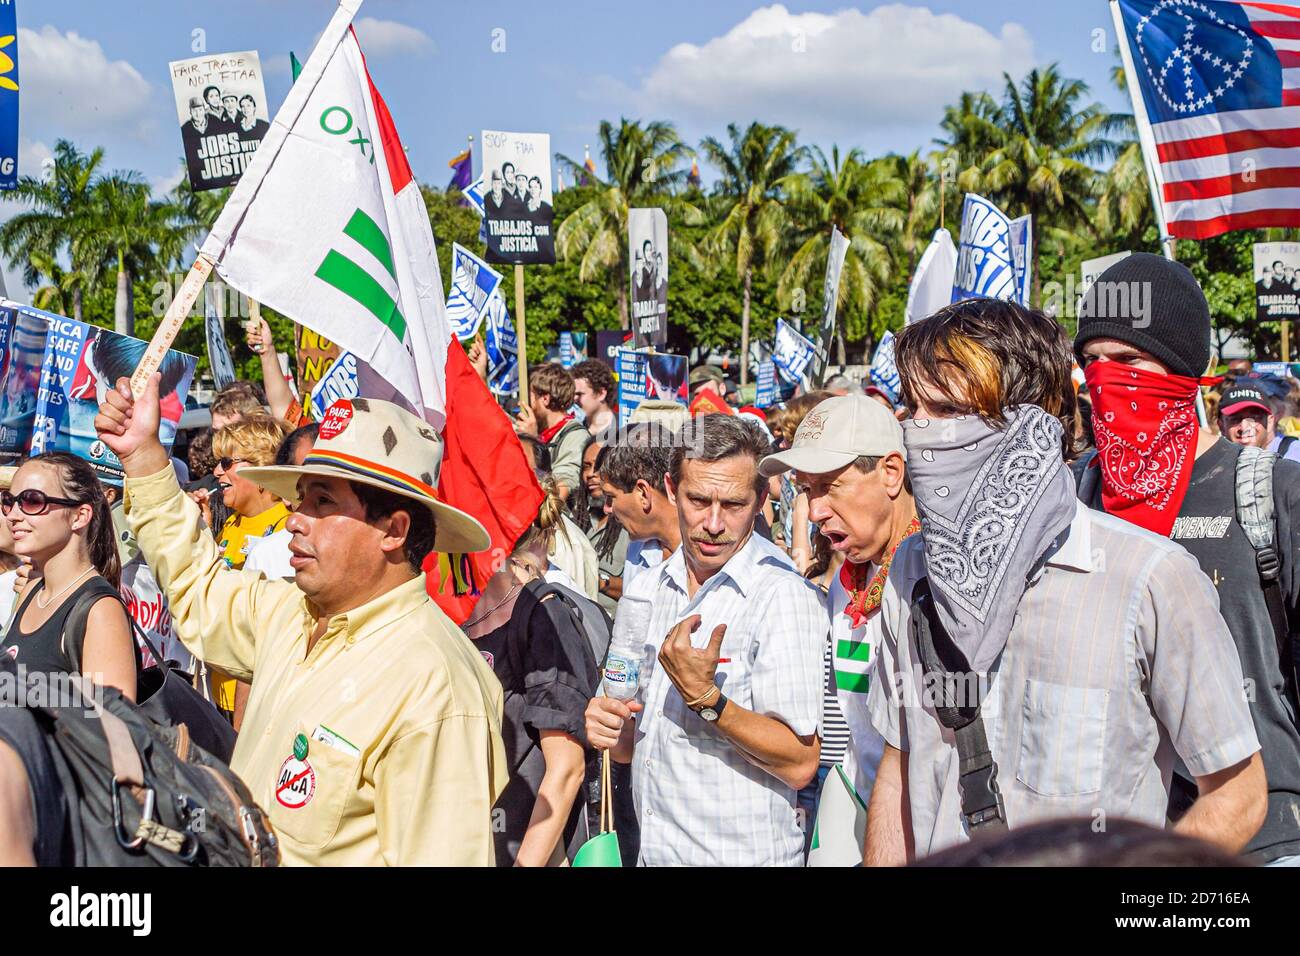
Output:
top-left (1234, 447), bottom-right (1300, 716)
top-left (910, 577), bottom-right (1008, 835)
top-left (1280, 435), bottom-right (1298, 459)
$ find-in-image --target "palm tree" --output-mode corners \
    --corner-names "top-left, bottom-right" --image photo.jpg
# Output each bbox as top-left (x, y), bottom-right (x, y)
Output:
top-left (940, 66), bottom-right (1124, 305)
top-left (28, 250), bottom-right (84, 316)
top-left (0, 140), bottom-right (104, 321)
top-left (554, 118), bottom-right (698, 328)
top-left (700, 122), bottom-right (805, 384)
top-left (776, 147), bottom-right (904, 362)
top-left (81, 172), bottom-right (174, 336)
top-left (893, 150), bottom-right (941, 276)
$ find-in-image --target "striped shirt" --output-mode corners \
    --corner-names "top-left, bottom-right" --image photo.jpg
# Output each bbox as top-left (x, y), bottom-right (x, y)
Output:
top-left (622, 532), bottom-right (827, 866)
top-left (868, 500), bottom-right (1260, 859)
top-left (818, 638), bottom-right (851, 768)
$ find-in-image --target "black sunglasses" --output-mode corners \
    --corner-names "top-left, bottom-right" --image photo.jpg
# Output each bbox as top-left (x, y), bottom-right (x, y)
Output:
top-left (1, 489), bottom-right (85, 516)
top-left (216, 456), bottom-right (249, 472)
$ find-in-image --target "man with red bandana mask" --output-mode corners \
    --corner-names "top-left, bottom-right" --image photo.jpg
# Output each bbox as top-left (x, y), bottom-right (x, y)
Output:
top-left (1074, 251), bottom-right (1300, 867)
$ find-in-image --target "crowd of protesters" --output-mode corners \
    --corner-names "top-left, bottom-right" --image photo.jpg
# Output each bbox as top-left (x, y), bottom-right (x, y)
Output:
top-left (0, 251), bottom-right (1298, 867)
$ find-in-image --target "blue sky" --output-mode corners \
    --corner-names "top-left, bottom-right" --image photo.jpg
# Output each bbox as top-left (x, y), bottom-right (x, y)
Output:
top-left (9, 0), bottom-right (1132, 293)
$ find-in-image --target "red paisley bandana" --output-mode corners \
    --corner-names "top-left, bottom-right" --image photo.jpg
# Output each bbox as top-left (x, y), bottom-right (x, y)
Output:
top-left (1086, 361), bottom-right (1212, 537)
top-left (839, 517), bottom-right (922, 628)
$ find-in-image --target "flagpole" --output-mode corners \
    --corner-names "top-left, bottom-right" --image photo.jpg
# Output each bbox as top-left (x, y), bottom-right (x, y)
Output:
top-left (131, 255), bottom-right (215, 397)
top-left (515, 265), bottom-right (528, 401)
top-left (1110, 0), bottom-right (1176, 262)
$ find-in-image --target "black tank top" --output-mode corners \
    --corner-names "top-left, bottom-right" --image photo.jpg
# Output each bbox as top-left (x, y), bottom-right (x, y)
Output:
top-left (0, 575), bottom-right (135, 679)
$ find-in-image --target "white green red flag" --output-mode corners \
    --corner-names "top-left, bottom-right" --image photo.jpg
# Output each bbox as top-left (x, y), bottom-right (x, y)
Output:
top-left (199, 0), bottom-right (541, 622)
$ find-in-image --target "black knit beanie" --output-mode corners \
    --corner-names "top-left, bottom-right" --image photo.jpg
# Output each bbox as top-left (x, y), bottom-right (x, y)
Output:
top-left (1073, 252), bottom-right (1211, 379)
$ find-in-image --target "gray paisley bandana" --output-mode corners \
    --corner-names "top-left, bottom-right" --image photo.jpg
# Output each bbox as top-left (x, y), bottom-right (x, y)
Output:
top-left (901, 405), bottom-right (1076, 673)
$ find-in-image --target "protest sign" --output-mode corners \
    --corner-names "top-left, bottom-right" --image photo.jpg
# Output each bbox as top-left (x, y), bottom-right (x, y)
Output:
top-left (464, 173), bottom-right (486, 217)
top-left (0, 1), bottom-right (17, 191)
top-left (617, 348), bottom-right (687, 426)
top-left (169, 50), bottom-right (269, 192)
top-left (952, 193), bottom-right (1017, 303)
top-left (629, 207), bottom-right (668, 347)
top-left (1080, 251), bottom-right (1132, 299)
top-left (773, 318), bottom-right (817, 385)
top-left (295, 324), bottom-right (341, 405)
top-left (1254, 243), bottom-right (1300, 324)
top-left (870, 331), bottom-right (901, 405)
top-left (484, 288), bottom-right (518, 396)
top-left (447, 243), bottom-right (503, 340)
top-left (0, 308), bottom-right (49, 460)
top-left (309, 350), bottom-right (359, 420)
top-left (30, 316), bottom-right (196, 480)
top-left (559, 332), bottom-right (576, 368)
top-left (755, 359), bottom-right (777, 408)
top-left (812, 226), bottom-right (850, 385)
top-left (204, 283), bottom-right (237, 389)
top-left (595, 330), bottom-right (632, 369)
top-left (1009, 214), bottom-right (1032, 306)
top-left (480, 130), bottom-right (555, 265)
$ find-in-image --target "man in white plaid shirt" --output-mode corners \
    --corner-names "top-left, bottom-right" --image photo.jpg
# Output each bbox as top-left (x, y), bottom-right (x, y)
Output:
top-left (586, 414), bottom-right (826, 866)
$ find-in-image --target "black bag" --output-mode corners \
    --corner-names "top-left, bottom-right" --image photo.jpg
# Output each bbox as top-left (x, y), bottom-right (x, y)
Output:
top-left (27, 669), bottom-right (278, 866)
top-left (63, 588), bottom-right (237, 764)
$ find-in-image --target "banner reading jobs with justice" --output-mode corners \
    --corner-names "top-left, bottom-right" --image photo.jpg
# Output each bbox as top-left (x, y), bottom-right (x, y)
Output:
top-left (169, 51), bottom-right (270, 192)
top-left (481, 130), bottom-right (555, 265)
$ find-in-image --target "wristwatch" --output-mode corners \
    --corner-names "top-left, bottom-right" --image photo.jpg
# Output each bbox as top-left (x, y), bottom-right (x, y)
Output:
top-left (693, 688), bottom-right (728, 723)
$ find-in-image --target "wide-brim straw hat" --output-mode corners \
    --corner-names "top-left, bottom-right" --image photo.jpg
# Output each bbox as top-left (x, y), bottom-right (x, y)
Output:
top-left (241, 398), bottom-right (490, 554)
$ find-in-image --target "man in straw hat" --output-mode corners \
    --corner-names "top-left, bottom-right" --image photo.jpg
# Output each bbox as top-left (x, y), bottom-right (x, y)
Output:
top-left (96, 376), bottom-right (507, 865)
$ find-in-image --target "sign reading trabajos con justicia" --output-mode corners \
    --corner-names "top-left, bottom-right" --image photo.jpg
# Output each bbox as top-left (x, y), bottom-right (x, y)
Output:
top-left (480, 130), bottom-right (555, 265)
top-left (169, 50), bottom-right (269, 192)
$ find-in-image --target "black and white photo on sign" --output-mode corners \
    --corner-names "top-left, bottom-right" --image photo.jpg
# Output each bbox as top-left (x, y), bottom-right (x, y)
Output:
top-left (169, 51), bottom-right (269, 192)
top-left (480, 130), bottom-right (555, 265)
top-left (628, 207), bottom-right (668, 347)
top-left (1254, 242), bottom-right (1300, 322)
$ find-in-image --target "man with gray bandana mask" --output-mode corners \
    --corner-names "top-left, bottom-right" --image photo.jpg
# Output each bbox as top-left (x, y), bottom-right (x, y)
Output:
top-left (864, 298), bottom-right (1265, 865)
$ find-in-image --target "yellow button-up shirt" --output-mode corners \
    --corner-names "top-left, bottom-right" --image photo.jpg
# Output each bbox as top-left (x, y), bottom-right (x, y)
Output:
top-left (124, 465), bottom-right (508, 866)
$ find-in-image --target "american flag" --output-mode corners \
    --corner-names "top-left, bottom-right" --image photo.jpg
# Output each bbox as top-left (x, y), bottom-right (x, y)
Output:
top-left (1117, 0), bottom-right (1300, 239)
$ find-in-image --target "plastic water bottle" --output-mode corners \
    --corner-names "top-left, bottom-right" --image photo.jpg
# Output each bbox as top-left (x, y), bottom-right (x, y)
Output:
top-left (603, 595), bottom-right (652, 701)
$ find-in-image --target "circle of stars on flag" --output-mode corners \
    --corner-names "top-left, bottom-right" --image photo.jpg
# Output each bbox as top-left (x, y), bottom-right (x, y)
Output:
top-left (1133, 0), bottom-right (1253, 115)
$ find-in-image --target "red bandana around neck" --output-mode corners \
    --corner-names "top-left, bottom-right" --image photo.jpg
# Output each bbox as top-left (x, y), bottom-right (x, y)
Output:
top-left (539, 414), bottom-right (575, 444)
top-left (1085, 360), bottom-right (1211, 537)
top-left (839, 517), bottom-right (922, 628)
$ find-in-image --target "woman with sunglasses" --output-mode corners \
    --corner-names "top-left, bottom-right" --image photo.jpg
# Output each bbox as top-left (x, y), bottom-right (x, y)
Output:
top-left (207, 415), bottom-right (290, 729)
top-left (0, 453), bottom-right (137, 700)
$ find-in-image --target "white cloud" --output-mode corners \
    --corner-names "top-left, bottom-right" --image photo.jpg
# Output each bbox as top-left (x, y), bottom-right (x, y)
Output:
top-left (18, 136), bottom-right (53, 178)
top-left (619, 4), bottom-right (1035, 143)
top-left (351, 18), bottom-right (436, 57)
top-left (18, 26), bottom-right (154, 140)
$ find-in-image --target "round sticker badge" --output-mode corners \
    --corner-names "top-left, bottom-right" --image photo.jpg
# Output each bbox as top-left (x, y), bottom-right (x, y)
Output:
top-left (318, 399), bottom-right (355, 441)
top-left (275, 755), bottom-right (317, 809)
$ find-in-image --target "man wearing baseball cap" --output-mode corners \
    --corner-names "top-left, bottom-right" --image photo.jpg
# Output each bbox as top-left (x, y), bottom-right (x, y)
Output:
top-left (96, 378), bottom-right (507, 866)
top-left (759, 395), bottom-right (918, 808)
top-left (1075, 252), bottom-right (1300, 866)
top-left (1218, 382), bottom-right (1300, 462)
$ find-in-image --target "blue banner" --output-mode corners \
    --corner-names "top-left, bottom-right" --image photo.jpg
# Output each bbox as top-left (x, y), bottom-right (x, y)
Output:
top-left (773, 318), bottom-right (817, 385)
top-left (869, 330), bottom-right (901, 405)
top-left (484, 288), bottom-right (518, 396)
top-left (559, 331), bottom-right (575, 368)
top-left (29, 314), bottom-right (196, 480)
top-left (309, 350), bottom-right (359, 420)
top-left (447, 243), bottom-right (503, 340)
top-left (0, 307), bottom-right (47, 459)
top-left (755, 359), bottom-right (777, 408)
top-left (1009, 214), bottom-right (1032, 306)
top-left (617, 349), bottom-right (648, 427)
top-left (0, 1), bottom-right (17, 191)
top-left (952, 193), bottom-right (1017, 303)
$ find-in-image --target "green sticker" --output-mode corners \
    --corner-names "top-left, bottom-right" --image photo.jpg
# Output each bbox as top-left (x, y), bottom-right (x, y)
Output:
top-left (293, 733), bottom-right (309, 761)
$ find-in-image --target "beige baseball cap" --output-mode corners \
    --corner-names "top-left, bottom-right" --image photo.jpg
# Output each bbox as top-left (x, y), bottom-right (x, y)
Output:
top-left (759, 394), bottom-right (905, 477)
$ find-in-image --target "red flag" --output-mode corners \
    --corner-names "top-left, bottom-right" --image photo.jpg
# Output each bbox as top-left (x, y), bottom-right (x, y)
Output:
top-left (424, 341), bottom-right (543, 624)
